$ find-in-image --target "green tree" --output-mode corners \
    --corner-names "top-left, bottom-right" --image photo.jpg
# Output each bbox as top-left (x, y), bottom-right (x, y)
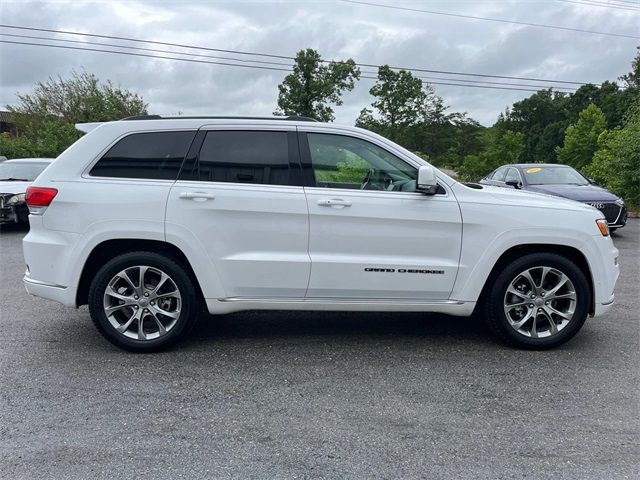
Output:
top-left (1, 70), bottom-right (147, 158)
top-left (555, 103), bottom-right (607, 169)
top-left (585, 95), bottom-right (640, 210)
top-left (457, 129), bottom-right (525, 181)
top-left (619, 47), bottom-right (639, 89)
top-left (356, 66), bottom-right (448, 141)
top-left (497, 89), bottom-right (570, 162)
top-left (274, 49), bottom-right (360, 122)
top-left (355, 65), bottom-right (470, 163)
top-left (357, 66), bottom-right (446, 128)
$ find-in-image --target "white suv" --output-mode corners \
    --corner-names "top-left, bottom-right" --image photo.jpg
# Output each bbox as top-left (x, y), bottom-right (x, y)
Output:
top-left (22, 116), bottom-right (619, 352)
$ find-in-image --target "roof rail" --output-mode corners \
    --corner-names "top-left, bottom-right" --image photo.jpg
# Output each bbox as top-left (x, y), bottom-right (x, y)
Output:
top-left (120, 115), bottom-right (318, 122)
top-left (121, 115), bottom-right (162, 120)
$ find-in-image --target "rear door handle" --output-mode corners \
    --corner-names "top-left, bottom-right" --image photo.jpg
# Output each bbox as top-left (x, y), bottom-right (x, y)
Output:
top-left (317, 198), bottom-right (352, 208)
top-left (179, 192), bottom-right (216, 201)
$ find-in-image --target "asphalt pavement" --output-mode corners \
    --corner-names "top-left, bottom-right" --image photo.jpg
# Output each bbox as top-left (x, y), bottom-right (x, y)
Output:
top-left (1, 221), bottom-right (638, 479)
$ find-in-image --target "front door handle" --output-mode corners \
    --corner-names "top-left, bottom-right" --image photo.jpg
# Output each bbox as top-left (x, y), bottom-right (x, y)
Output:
top-left (317, 198), bottom-right (352, 208)
top-left (179, 192), bottom-right (216, 201)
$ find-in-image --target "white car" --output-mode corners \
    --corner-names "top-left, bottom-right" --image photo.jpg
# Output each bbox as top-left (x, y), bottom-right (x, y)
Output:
top-left (22, 116), bottom-right (619, 352)
top-left (0, 158), bottom-right (54, 224)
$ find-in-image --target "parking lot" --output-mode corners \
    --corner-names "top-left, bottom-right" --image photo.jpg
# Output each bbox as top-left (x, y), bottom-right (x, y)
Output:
top-left (0, 221), bottom-right (638, 479)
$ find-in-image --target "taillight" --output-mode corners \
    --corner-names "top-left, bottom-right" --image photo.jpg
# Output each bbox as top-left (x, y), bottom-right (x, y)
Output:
top-left (26, 186), bottom-right (58, 215)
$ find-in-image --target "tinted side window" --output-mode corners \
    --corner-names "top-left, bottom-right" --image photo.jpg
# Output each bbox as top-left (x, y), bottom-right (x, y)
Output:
top-left (90, 131), bottom-right (195, 180)
top-left (193, 131), bottom-right (290, 185)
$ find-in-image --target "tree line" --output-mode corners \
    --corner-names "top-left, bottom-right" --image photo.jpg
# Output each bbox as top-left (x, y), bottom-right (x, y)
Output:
top-left (1, 48), bottom-right (638, 209)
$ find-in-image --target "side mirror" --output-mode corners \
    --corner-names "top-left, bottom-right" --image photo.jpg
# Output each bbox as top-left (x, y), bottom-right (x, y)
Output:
top-left (505, 180), bottom-right (522, 189)
top-left (416, 165), bottom-right (438, 195)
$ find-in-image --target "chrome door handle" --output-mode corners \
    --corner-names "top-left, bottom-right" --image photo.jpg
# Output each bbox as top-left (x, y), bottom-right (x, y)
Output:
top-left (179, 192), bottom-right (215, 201)
top-left (317, 198), bottom-right (352, 207)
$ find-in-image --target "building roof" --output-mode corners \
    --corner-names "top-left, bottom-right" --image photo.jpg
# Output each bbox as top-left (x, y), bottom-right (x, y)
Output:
top-left (0, 111), bottom-right (13, 123)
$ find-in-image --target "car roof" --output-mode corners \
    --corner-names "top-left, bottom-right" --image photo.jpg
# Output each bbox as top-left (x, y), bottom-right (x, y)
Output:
top-left (4, 158), bottom-right (55, 164)
top-left (506, 163), bottom-right (574, 169)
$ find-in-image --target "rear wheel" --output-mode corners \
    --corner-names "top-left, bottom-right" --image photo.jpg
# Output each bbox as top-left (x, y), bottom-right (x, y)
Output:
top-left (88, 251), bottom-right (199, 352)
top-left (484, 253), bottom-right (590, 349)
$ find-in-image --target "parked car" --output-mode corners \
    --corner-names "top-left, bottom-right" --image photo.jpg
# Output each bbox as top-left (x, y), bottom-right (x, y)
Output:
top-left (479, 164), bottom-right (627, 231)
top-left (22, 116), bottom-right (619, 352)
top-left (0, 158), bottom-right (54, 224)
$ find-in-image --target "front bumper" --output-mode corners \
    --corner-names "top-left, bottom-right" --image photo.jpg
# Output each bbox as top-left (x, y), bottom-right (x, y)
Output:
top-left (584, 201), bottom-right (627, 228)
top-left (0, 203), bottom-right (29, 224)
top-left (589, 234), bottom-right (619, 318)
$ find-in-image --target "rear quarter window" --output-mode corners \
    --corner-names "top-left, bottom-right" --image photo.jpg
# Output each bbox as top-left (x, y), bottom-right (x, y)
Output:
top-left (90, 131), bottom-right (196, 180)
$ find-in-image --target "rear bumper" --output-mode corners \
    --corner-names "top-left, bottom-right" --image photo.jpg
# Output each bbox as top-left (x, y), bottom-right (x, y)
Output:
top-left (22, 216), bottom-right (81, 306)
top-left (23, 276), bottom-right (76, 307)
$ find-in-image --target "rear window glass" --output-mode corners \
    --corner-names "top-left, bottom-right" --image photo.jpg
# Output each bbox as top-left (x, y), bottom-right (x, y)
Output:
top-left (90, 131), bottom-right (195, 180)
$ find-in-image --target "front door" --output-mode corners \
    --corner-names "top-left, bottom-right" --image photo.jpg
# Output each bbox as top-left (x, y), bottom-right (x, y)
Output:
top-left (299, 131), bottom-right (462, 300)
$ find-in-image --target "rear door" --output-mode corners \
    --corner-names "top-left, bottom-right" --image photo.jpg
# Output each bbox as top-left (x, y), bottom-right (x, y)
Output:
top-left (165, 125), bottom-right (310, 299)
top-left (299, 130), bottom-right (462, 300)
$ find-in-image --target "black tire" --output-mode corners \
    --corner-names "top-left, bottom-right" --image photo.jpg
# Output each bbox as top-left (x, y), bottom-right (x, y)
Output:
top-left (484, 253), bottom-right (591, 350)
top-left (88, 251), bottom-right (199, 352)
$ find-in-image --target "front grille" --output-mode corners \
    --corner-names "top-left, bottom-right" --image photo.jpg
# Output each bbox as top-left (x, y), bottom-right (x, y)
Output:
top-left (587, 202), bottom-right (621, 224)
top-left (0, 194), bottom-right (12, 209)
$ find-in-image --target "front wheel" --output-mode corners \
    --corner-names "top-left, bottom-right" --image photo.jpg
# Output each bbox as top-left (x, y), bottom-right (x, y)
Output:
top-left (484, 253), bottom-right (591, 349)
top-left (88, 251), bottom-right (199, 352)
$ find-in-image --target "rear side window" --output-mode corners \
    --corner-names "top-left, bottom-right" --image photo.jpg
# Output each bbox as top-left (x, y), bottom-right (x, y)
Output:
top-left (90, 131), bottom-right (195, 180)
top-left (190, 131), bottom-right (291, 185)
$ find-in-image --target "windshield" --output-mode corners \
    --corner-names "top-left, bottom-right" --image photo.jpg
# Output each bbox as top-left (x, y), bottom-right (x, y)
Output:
top-left (523, 166), bottom-right (589, 185)
top-left (0, 162), bottom-right (49, 181)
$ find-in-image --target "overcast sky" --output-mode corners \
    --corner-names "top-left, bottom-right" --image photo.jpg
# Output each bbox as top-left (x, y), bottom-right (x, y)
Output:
top-left (0, 0), bottom-right (638, 126)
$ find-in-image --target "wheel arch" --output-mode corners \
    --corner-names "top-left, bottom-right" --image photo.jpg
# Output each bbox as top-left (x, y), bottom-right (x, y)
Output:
top-left (76, 239), bottom-right (206, 308)
top-left (476, 243), bottom-right (595, 316)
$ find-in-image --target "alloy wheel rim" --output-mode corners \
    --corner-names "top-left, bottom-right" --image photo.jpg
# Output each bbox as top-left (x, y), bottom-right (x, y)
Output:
top-left (103, 265), bottom-right (182, 340)
top-left (503, 266), bottom-right (577, 339)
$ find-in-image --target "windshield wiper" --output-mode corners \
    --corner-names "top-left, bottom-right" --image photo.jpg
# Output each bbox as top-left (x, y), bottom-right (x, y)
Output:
top-left (0, 177), bottom-right (30, 181)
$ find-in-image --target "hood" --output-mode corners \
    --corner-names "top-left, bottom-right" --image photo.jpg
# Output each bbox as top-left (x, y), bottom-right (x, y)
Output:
top-left (477, 184), bottom-right (598, 214)
top-left (525, 183), bottom-right (619, 202)
top-left (0, 180), bottom-right (31, 195)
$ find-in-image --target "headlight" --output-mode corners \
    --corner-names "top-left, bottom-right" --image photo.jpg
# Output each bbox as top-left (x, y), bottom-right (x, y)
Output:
top-left (6, 193), bottom-right (26, 205)
top-left (596, 219), bottom-right (609, 236)
top-left (615, 198), bottom-right (625, 206)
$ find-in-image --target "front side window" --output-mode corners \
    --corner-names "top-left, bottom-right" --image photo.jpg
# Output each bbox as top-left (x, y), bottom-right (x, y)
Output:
top-left (491, 167), bottom-right (507, 182)
top-left (192, 131), bottom-right (291, 185)
top-left (90, 131), bottom-right (195, 180)
top-left (505, 168), bottom-right (521, 183)
top-left (307, 133), bottom-right (417, 192)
